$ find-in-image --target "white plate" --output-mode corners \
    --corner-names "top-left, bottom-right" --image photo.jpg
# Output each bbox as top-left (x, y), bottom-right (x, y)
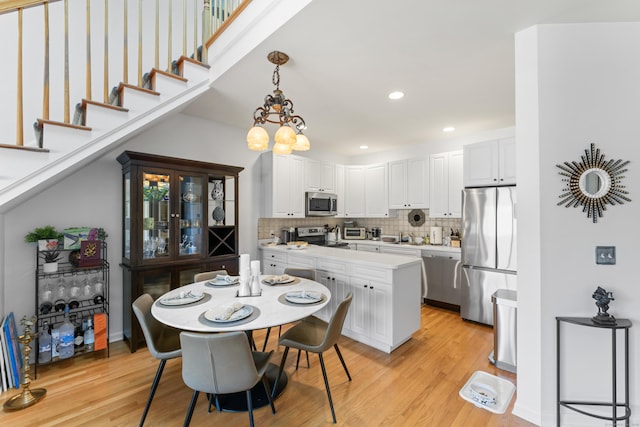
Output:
top-left (204, 305), bottom-right (253, 323)
top-left (263, 275), bottom-right (296, 285)
top-left (159, 293), bottom-right (205, 306)
top-left (285, 291), bottom-right (322, 304)
top-left (207, 277), bottom-right (240, 286)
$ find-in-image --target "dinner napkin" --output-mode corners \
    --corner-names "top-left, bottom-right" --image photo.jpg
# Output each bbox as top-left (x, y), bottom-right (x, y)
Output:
top-left (163, 290), bottom-right (202, 301)
top-left (215, 275), bottom-right (239, 283)
top-left (210, 302), bottom-right (244, 320)
top-left (264, 274), bottom-right (290, 284)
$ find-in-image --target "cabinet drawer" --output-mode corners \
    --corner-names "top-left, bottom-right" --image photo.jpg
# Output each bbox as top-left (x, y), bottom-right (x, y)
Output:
top-left (317, 259), bottom-right (348, 275)
top-left (350, 264), bottom-right (392, 283)
top-left (262, 250), bottom-right (287, 264)
top-left (287, 253), bottom-right (316, 269)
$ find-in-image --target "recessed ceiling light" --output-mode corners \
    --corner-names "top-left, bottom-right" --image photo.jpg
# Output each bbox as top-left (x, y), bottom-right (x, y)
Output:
top-left (388, 91), bottom-right (404, 100)
top-left (443, 126), bottom-right (455, 132)
top-left (360, 145), bottom-right (369, 150)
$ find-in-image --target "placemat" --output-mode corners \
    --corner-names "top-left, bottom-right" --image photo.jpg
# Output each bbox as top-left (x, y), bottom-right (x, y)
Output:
top-left (155, 292), bottom-right (212, 309)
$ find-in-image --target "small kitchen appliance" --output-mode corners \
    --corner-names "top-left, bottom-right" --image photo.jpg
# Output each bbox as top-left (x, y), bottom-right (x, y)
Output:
top-left (343, 227), bottom-right (367, 240)
top-left (371, 227), bottom-right (381, 240)
top-left (430, 226), bottom-right (443, 245)
top-left (305, 192), bottom-right (337, 216)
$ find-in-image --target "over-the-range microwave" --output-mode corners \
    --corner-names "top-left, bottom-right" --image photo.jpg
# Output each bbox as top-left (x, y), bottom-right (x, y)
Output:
top-left (305, 192), bottom-right (337, 216)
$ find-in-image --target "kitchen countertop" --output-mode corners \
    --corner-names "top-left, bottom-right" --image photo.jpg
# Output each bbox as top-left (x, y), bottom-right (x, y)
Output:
top-left (260, 243), bottom-right (423, 269)
top-left (344, 239), bottom-right (462, 253)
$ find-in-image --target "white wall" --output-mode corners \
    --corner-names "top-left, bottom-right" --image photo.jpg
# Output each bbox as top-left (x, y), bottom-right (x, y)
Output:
top-left (2, 113), bottom-right (262, 342)
top-left (515, 23), bottom-right (640, 426)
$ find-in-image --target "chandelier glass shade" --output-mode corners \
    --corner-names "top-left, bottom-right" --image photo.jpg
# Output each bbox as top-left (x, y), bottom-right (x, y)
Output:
top-left (247, 51), bottom-right (310, 153)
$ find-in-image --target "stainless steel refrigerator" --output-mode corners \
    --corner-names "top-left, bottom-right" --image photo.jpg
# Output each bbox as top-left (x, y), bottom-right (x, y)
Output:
top-left (461, 186), bottom-right (517, 325)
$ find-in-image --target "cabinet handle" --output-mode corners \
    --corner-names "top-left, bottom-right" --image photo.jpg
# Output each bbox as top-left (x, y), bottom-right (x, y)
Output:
top-left (493, 178), bottom-right (498, 181)
top-left (363, 285), bottom-right (368, 288)
top-left (170, 213), bottom-right (176, 218)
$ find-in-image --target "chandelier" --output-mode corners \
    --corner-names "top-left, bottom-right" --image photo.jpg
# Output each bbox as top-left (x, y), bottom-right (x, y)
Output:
top-left (246, 51), bottom-right (310, 154)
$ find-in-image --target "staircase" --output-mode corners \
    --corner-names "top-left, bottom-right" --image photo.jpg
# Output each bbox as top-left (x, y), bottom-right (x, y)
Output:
top-left (0, 0), bottom-right (245, 212)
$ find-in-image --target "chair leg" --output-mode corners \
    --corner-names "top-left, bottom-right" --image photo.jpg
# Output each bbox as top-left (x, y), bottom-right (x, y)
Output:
top-left (271, 346), bottom-right (290, 398)
top-left (334, 344), bottom-right (352, 381)
top-left (295, 349), bottom-right (301, 369)
top-left (262, 327), bottom-right (272, 352)
top-left (261, 375), bottom-right (276, 414)
top-left (139, 358), bottom-right (167, 427)
top-left (318, 353), bottom-right (337, 423)
top-left (306, 350), bottom-right (310, 368)
top-left (246, 390), bottom-right (254, 427)
top-left (183, 390), bottom-right (199, 427)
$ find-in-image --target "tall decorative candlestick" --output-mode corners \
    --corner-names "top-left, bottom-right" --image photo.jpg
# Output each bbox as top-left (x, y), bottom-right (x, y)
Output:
top-left (3, 316), bottom-right (47, 411)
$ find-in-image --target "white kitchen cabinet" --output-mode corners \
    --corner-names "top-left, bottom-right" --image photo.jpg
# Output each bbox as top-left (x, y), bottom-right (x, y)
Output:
top-left (355, 243), bottom-right (379, 253)
top-left (388, 158), bottom-right (428, 209)
top-left (429, 150), bottom-right (463, 218)
top-left (315, 269), bottom-right (349, 323)
top-left (365, 163), bottom-right (390, 217)
top-left (347, 277), bottom-right (391, 344)
top-left (261, 152), bottom-right (305, 218)
top-left (261, 250), bottom-right (287, 275)
top-left (335, 164), bottom-right (346, 217)
top-left (305, 159), bottom-right (335, 193)
top-left (463, 138), bottom-right (516, 187)
top-left (344, 166), bottom-right (365, 217)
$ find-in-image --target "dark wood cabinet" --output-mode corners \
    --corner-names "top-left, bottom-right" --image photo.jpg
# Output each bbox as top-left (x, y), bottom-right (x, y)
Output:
top-left (117, 151), bottom-right (243, 351)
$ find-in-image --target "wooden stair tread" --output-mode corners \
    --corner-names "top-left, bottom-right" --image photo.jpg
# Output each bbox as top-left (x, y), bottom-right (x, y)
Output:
top-left (117, 83), bottom-right (160, 96)
top-left (148, 68), bottom-right (188, 83)
top-left (81, 99), bottom-right (129, 112)
top-left (0, 143), bottom-right (49, 153)
top-left (175, 55), bottom-right (210, 70)
top-left (37, 118), bottom-right (92, 131)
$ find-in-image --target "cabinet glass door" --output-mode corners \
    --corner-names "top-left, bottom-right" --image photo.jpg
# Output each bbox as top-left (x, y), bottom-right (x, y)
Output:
top-left (142, 171), bottom-right (171, 260)
top-left (179, 174), bottom-right (204, 257)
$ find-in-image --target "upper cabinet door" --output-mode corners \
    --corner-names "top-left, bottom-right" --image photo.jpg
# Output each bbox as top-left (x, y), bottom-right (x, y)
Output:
top-left (262, 153), bottom-right (305, 218)
top-left (388, 158), bottom-right (428, 209)
top-left (344, 166), bottom-right (365, 217)
top-left (305, 159), bottom-right (336, 193)
top-left (463, 138), bottom-right (516, 187)
top-left (365, 163), bottom-right (389, 217)
top-left (498, 137), bottom-right (516, 185)
top-left (429, 150), bottom-right (463, 218)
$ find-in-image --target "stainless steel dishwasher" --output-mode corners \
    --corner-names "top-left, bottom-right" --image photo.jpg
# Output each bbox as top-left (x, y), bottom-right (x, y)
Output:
top-left (422, 249), bottom-right (461, 310)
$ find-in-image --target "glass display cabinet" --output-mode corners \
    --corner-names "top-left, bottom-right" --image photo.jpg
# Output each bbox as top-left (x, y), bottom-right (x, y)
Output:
top-left (117, 151), bottom-right (243, 351)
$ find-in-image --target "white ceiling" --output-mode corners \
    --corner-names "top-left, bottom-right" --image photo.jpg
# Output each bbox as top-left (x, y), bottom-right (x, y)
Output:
top-left (184, 0), bottom-right (640, 157)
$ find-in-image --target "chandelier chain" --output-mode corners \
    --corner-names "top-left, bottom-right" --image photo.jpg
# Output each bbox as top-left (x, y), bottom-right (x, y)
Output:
top-left (272, 65), bottom-right (280, 90)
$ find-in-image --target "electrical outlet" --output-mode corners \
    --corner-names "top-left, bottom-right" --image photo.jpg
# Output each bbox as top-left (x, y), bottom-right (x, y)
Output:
top-left (596, 246), bottom-right (616, 265)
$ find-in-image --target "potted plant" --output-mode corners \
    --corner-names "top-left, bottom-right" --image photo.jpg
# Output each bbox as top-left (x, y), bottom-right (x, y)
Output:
top-left (40, 249), bottom-right (62, 273)
top-left (25, 225), bottom-right (63, 250)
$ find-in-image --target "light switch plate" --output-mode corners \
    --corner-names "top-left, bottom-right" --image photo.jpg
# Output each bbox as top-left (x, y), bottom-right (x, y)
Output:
top-left (596, 246), bottom-right (616, 265)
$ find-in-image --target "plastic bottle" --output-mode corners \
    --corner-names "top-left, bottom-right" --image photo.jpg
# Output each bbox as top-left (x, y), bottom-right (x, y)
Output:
top-left (84, 317), bottom-right (94, 352)
top-left (58, 306), bottom-right (75, 359)
top-left (38, 321), bottom-right (52, 364)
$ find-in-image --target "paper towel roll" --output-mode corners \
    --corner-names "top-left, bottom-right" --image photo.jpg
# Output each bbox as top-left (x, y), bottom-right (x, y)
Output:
top-left (430, 226), bottom-right (443, 245)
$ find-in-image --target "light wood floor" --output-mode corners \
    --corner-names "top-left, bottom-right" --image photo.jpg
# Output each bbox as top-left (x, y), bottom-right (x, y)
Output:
top-left (1, 305), bottom-right (535, 426)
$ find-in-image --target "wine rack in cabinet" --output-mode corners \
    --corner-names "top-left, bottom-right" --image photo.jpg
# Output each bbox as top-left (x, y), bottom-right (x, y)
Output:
top-left (35, 240), bottom-right (110, 374)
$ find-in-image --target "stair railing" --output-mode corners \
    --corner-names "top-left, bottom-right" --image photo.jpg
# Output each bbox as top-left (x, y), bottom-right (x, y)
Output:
top-left (0, 0), bottom-right (249, 152)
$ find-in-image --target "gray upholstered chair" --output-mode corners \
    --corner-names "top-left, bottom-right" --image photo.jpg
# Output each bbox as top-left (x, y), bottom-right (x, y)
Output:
top-left (262, 267), bottom-right (316, 352)
top-left (272, 293), bottom-right (353, 423)
top-left (193, 269), bottom-right (228, 283)
top-left (132, 294), bottom-right (182, 426)
top-left (180, 331), bottom-right (276, 427)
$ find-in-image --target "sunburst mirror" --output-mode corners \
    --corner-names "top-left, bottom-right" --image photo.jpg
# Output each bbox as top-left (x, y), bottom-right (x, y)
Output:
top-left (556, 143), bottom-right (631, 223)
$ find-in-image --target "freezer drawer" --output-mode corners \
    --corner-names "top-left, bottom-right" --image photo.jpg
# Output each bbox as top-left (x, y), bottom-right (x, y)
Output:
top-left (461, 266), bottom-right (516, 326)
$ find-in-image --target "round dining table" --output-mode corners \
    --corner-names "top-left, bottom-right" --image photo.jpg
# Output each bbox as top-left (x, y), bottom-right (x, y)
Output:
top-left (151, 274), bottom-right (331, 411)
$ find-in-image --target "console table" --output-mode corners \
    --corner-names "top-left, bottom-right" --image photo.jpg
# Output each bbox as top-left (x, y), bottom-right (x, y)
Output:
top-left (556, 316), bottom-right (632, 426)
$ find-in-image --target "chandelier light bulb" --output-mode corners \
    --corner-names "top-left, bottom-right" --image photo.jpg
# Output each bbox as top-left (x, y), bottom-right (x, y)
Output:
top-left (272, 141), bottom-right (293, 155)
top-left (292, 133), bottom-right (310, 151)
top-left (246, 126), bottom-right (269, 151)
top-left (274, 125), bottom-right (297, 146)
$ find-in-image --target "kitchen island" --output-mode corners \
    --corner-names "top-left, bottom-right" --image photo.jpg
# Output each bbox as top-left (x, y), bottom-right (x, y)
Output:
top-left (260, 244), bottom-right (422, 353)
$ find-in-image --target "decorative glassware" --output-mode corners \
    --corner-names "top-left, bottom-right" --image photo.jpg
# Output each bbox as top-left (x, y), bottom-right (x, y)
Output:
top-left (182, 182), bottom-right (197, 202)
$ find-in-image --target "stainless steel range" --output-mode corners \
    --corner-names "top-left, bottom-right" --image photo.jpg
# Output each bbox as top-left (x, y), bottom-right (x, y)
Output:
top-left (296, 227), bottom-right (350, 248)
